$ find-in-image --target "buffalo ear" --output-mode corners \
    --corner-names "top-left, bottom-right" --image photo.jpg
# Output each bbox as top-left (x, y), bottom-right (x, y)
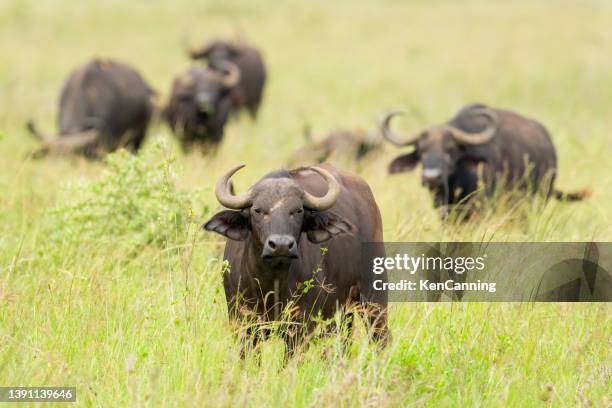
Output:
top-left (203, 210), bottom-right (250, 241)
top-left (304, 211), bottom-right (353, 243)
top-left (389, 151), bottom-right (420, 174)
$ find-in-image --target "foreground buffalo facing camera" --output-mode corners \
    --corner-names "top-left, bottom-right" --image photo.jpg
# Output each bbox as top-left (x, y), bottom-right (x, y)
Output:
top-left (164, 63), bottom-right (240, 151)
top-left (27, 58), bottom-right (155, 158)
top-left (382, 104), bottom-right (590, 214)
top-left (187, 39), bottom-right (266, 118)
top-left (203, 164), bottom-right (389, 355)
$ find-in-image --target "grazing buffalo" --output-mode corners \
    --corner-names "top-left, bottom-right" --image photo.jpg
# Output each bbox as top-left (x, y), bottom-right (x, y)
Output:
top-left (203, 164), bottom-right (389, 355)
top-left (287, 129), bottom-right (381, 168)
top-left (188, 39), bottom-right (266, 117)
top-left (164, 63), bottom-right (240, 151)
top-left (27, 58), bottom-right (155, 158)
top-left (382, 104), bottom-right (589, 214)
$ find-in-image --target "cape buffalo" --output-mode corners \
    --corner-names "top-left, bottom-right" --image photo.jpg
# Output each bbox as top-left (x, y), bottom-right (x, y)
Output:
top-left (382, 104), bottom-right (589, 215)
top-left (203, 164), bottom-right (389, 355)
top-left (287, 129), bottom-right (381, 168)
top-left (27, 58), bottom-right (155, 158)
top-left (164, 63), bottom-right (240, 151)
top-left (187, 39), bottom-right (266, 118)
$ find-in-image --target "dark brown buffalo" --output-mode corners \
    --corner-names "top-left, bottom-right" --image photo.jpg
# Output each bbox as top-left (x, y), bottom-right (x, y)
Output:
top-left (287, 129), bottom-right (381, 168)
top-left (188, 39), bottom-right (266, 118)
top-left (164, 63), bottom-right (240, 151)
top-left (203, 164), bottom-right (389, 355)
top-left (27, 58), bottom-right (155, 158)
top-left (382, 104), bottom-right (589, 214)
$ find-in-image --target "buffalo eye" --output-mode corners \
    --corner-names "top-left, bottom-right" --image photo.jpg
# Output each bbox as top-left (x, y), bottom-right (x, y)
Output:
top-left (290, 208), bottom-right (303, 217)
top-left (253, 207), bottom-right (269, 216)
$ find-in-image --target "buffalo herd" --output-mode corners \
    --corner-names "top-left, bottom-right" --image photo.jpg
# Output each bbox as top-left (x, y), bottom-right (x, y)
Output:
top-left (28, 38), bottom-right (266, 155)
top-left (23, 36), bottom-right (591, 354)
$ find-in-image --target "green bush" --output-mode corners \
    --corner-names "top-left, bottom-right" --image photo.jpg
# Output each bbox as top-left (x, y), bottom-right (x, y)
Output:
top-left (46, 141), bottom-right (205, 252)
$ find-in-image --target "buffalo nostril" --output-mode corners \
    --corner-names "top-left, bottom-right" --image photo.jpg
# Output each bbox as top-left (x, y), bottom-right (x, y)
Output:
top-left (288, 240), bottom-right (295, 249)
top-left (268, 240), bottom-right (276, 249)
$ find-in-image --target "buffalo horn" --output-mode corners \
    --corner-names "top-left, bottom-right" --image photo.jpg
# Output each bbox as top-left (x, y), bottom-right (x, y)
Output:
top-left (215, 164), bottom-right (253, 209)
top-left (447, 107), bottom-right (498, 145)
top-left (218, 60), bottom-right (241, 88)
top-left (302, 166), bottom-right (341, 211)
top-left (380, 111), bottom-right (421, 146)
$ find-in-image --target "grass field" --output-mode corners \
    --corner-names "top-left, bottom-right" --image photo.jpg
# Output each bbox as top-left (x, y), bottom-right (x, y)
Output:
top-left (1, 0), bottom-right (611, 406)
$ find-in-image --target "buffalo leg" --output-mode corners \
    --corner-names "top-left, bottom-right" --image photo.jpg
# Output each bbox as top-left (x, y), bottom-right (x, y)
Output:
top-left (126, 128), bottom-right (146, 153)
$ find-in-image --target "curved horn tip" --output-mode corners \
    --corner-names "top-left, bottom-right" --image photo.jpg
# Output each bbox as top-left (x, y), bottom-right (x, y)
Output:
top-left (309, 165), bottom-right (328, 176)
top-left (448, 107), bottom-right (498, 145)
top-left (218, 60), bottom-right (241, 88)
top-left (308, 165), bottom-right (333, 177)
top-left (217, 164), bottom-right (246, 185)
top-left (303, 166), bottom-right (341, 211)
top-left (381, 111), bottom-right (405, 126)
top-left (380, 111), bottom-right (421, 147)
top-left (386, 110), bottom-right (406, 118)
top-left (230, 163), bottom-right (246, 172)
top-left (214, 164), bottom-right (252, 209)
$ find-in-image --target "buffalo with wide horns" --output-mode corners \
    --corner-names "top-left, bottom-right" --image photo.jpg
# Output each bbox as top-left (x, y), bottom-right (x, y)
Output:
top-left (382, 104), bottom-right (590, 215)
top-left (203, 164), bottom-right (389, 355)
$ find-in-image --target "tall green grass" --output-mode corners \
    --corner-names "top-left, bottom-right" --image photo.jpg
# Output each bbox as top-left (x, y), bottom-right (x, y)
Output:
top-left (1, 0), bottom-right (611, 406)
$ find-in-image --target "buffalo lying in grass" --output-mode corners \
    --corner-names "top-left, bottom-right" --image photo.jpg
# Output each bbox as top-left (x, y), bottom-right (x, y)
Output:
top-left (204, 164), bottom-right (389, 356)
top-left (287, 129), bottom-right (381, 168)
top-left (382, 104), bottom-right (590, 216)
top-left (27, 58), bottom-right (155, 158)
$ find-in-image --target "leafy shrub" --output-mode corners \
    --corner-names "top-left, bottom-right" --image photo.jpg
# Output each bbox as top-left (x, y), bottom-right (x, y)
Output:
top-left (46, 140), bottom-right (206, 252)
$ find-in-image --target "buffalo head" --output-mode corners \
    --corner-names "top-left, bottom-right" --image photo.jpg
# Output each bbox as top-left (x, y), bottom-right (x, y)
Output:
top-left (165, 62), bottom-right (240, 149)
top-left (382, 106), bottom-right (498, 196)
top-left (204, 165), bottom-right (351, 266)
